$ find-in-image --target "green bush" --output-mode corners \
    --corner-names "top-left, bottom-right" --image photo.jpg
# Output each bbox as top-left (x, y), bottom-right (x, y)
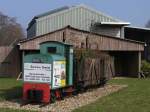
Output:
top-left (141, 60), bottom-right (150, 77)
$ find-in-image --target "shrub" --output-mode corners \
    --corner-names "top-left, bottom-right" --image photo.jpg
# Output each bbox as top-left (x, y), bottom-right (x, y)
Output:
top-left (141, 60), bottom-right (150, 77)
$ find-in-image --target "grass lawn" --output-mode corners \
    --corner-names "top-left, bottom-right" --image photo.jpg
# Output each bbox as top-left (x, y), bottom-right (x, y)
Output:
top-left (0, 78), bottom-right (150, 112)
top-left (0, 78), bottom-right (22, 101)
top-left (0, 78), bottom-right (37, 112)
top-left (74, 78), bottom-right (150, 112)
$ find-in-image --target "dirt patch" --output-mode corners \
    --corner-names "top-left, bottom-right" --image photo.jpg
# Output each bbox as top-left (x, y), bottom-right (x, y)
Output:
top-left (113, 77), bottom-right (129, 79)
top-left (0, 84), bottom-right (127, 112)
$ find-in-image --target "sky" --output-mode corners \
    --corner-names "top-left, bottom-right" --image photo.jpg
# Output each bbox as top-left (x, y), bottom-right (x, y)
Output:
top-left (0, 0), bottom-right (149, 30)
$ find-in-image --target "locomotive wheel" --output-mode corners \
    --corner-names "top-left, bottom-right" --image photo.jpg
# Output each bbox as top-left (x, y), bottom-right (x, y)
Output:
top-left (50, 91), bottom-right (56, 103)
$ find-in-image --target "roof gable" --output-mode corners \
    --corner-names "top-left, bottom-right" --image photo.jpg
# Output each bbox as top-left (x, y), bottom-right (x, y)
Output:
top-left (28, 4), bottom-right (124, 29)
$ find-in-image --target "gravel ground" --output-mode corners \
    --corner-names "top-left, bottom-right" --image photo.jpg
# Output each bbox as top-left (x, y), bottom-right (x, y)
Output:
top-left (0, 84), bottom-right (127, 112)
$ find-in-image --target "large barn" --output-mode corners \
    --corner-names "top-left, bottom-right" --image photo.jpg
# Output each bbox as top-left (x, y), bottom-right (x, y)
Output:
top-left (0, 4), bottom-right (146, 77)
top-left (21, 25), bottom-right (144, 77)
top-left (27, 5), bottom-right (129, 38)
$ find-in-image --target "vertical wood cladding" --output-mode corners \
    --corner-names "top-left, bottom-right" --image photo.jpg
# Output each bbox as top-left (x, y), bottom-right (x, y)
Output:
top-left (20, 27), bottom-right (144, 51)
top-left (0, 46), bottom-right (21, 77)
top-left (20, 29), bottom-right (65, 50)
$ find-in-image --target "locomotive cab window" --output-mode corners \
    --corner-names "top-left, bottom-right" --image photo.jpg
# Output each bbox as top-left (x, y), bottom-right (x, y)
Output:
top-left (32, 58), bottom-right (42, 63)
top-left (47, 47), bottom-right (56, 53)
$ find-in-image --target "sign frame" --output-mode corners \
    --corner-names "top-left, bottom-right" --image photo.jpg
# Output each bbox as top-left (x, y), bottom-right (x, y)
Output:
top-left (23, 63), bottom-right (52, 83)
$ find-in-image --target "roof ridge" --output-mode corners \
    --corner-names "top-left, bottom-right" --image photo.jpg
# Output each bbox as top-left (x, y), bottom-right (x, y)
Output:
top-left (35, 6), bottom-right (70, 18)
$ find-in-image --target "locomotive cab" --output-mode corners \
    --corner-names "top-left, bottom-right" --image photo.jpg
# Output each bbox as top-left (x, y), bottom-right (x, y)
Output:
top-left (23, 41), bottom-right (73, 103)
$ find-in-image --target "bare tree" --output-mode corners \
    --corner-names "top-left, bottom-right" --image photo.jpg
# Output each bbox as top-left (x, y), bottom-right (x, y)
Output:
top-left (0, 12), bottom-right (25, 46)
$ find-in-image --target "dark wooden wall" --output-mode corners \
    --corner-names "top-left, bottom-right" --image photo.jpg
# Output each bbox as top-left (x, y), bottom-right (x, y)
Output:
top-left (0, 46), bottom-right (21, 77)
top-left (109, 51), bottom-right (141, 77)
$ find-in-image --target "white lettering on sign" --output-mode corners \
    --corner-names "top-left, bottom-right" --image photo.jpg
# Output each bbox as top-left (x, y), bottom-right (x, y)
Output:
top-left (24, 63), bottom-right (51, 83)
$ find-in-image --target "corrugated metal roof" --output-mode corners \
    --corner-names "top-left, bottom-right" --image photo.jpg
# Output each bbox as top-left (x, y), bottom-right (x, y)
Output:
top-left (27, 4), bottom-right (133, 39)
top-left (28, 6), bottom-right (70, 29)
top-left (97, 22), bottom-right (130, 26)
top-left (35, 6), bottom-right (70, 18)
top-left (27, 4), bottom-right (123, 30)
top-left (125, 26), bottom-right (150, 32)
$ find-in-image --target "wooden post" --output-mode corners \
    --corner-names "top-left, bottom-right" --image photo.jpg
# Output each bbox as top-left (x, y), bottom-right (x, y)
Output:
top-left (17, 72), bottom-right (22, 80)
top-left (138, 51), bottom-right (141, 78)
top-left (22, 51), bottom-right (25, 80)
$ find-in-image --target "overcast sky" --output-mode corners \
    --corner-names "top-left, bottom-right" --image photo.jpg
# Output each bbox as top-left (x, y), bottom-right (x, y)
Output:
top-left (0, 0), bottom-right (149, 30)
